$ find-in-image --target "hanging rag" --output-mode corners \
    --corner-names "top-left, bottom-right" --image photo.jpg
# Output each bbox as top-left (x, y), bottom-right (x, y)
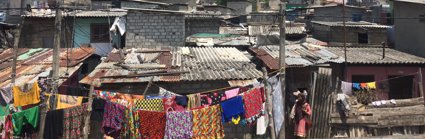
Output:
top-left (102, 101), bottom-right (126, 138)
top-left (133, 98), bottom-right (164, 111)
top-left (0, 115), bottom-right (12, 138)
top-left (192, 105), bottom-right (224, 139)
top-left (200, 91), bottom-right (226, 106)
top-left (63, 103), bottom-right (88, 139)
top-left (0, 86), bottom-right (12, 106)
top-left (267, 75), bottom-right (284, 135)
top-left (256, 115), bottom-right (267, 135)
top-left (12, 106), bottom-right (39, 136)
top-left (43, 109), bottom-right (64, 139)
top-left (360, 83), bottom-right (367, 89)
top-left (366, 82), bottom-right (376, 89)
top-left (12, 82), bottom-right (40, 107)
top-left (162, 96), bottom-right (176, 112)
top-left (56, 94), bottom-right (83, 110)
top-left (341, 81), bottom-right (353, 95)
top-left (242, 88), bottom-right (264, 121)
top-left (225, 88), bottom-right (240, 99)
top-left (187, 94), bottom-right (201, 110)
top-left (220, 96), bottom-right (244, 123)
top-left (138, 110), bottom-right (166, 139)
top-left (352, 83), bottom-right (361, 90)
top-left (165, 111), bottom-right (193, 139)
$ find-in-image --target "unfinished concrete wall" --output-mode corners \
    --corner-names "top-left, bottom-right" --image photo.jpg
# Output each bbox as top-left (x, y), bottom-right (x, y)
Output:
top-left (313, 6), bottom-right (369, 22)
top-left (312, 24), bottom-right (387, 44)
top-left (20, 18), bottom-right (72, 48)
top-left (120, 1), bottom-right (162, 9)
top-left (126, 10), bottom-right (185, 48)
top-left (227, 1), bottom-right (253, 15)
top-left (185, 19), bottom-right (220, 37)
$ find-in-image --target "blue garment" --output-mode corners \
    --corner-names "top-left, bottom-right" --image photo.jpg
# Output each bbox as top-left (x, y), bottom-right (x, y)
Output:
top-left (220, 96), bottom-right (244, 123)
top-left (352, 83), bottom-right (361, 90)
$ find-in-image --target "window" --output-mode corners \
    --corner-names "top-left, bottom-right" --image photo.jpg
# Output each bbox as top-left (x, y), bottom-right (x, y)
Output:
top-left (420, 15), bottom-right (425, 23)
top-left (358, 33), bottom-right (368, 44)
top-left (351, 75), bottom-right (374, 83)
top-left (90, 23), bottom-right (110, 43)
top-left (388, 75), bottom-right (414, 99)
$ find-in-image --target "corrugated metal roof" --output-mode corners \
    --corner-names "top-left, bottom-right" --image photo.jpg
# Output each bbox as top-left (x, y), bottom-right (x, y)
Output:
top-left (325, 47), bottom-right (425, 64)
top-left (312, 21), bottom-right (391, 28)
top-left (248, 23), bottom-right (306, 36)
top-left (250, 43), bottom-right (344, 69)
top-left (394, 0), bottom-right (425, 4)
top-left (80, 47), bottom-right (262, 86)
top-left (23, 10), bottom-right (127, 18)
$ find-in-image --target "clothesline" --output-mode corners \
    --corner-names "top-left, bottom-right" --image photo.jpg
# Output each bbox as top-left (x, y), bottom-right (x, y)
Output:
top-left (342, 71), bottom-right (419, 83)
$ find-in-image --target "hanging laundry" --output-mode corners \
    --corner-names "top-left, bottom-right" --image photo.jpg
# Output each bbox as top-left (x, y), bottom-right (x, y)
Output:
top-left (12, 82), bottom-right (40, 107)
top-left (138, 110), bottom-right (166, 139)
top-left (341, 81), bottom-right (353, 95)
top-left (125, 109), bottom-right (140, 139)
top-left (256, 114), bottom-right (267, 135)
top-left (267, 75), bottom-right (284, 135)
top-left (12, 106), bottom-right (39, 136)
top-left (187, 94), bottom-right (201, 110)
top-left (220, 96), bottom-right (244, 123)
top-left (0, 86), bottom-right (12, 106)
top-left (192, 105), bottom-right (224, 139)
top-left (352, 83), bottom-right (361, 90)
top-left (225, 88), bottom-right (240, 99)
top-left (134, 98), bottom-right (164, 111)
top-left (63, 103), bottom-right (88, 139)
top-left (200, 91), bottom-right (226, 106)
top-left (0, 115), bottom-right (12, 138)
top-left (165, 111), bottom-right (193, 139)
top-left (44, 109), bottom-right (64, 139)
top-left (0, 104), bottom-right (11, 116)
top-left (102, 101), bottom-right (126, 138)
top-left (367, 82), bottom-right (376, 89)
top-left (163, 96), bottom-right (177, 112)
top-left (242, 88), bottom-right (264, 123)
top-left (360, 83), bottom-right (367, 89)
top-left (56, 94), bottom-right (83, 109)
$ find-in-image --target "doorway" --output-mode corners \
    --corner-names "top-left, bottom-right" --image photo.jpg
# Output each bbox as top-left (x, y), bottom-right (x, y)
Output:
top-left (358, 33), bottom-right (368, 44)
top-left (388, 75), bottom-right (414, 99)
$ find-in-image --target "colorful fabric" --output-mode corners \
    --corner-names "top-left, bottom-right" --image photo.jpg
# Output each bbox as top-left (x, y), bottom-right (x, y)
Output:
top-left (56, 94), bottom-right (83, 109)
top-left (123, 109), bottom-right (140, 139)
top-left (187, 94), bottom-right (201, 109)
top-left (352, 83), bottom-right (361, 90)
top-left (165, 111), bottom-right (193, 139)
top-left (95, 90), bottom-right (144, 107)
top-left (12, 106), bottom-right (39, 136)
top-left (367, 82), bottom-right (376, 89)
top-left (134, 98), bottom-right (164, 111)
top-left (242, 88), bottom-right (264, 120)
top-left (0, 86), bottom-right (12, 105)
top-left (200, 92), bottom-right (226, 106)
top-left (360, 83), bottom-right (367, 89)
top-left (12, 82), bottom-right (40, 107)
top-left (341, 81), bottom-right (353, 95)
top-left (220, 96), bottom-right (244, 123)
top-left (138, 110), bottom-right (166, 139)
top-left (102, 101), bottom-right (126, 136)
top-left (163, 97), bottom-right (176, 112)
top-left (192, 105), bottom-right (224, 139)
top-left (63, 104), bottom-right (87, 139)
top-left (2, 115), bottom-right (12, 139)
top-left (0, 116), bottom-right (6, 138)
top-left (225, 88), bottom-right (240, 99)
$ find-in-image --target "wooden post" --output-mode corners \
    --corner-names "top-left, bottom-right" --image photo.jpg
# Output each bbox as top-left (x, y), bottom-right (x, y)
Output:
top-left (418, 68), bottom-right (424, 104)
top-left (51, 0), bottom-right (62, 110)
top-left (11, 19), bottom-right (24, 85)
top-left (277, 2), bottom-right (286, 139)
top-left (83, 85), bottom-right (95, 139)
top-left (263, 67), bottom-right (276, 139)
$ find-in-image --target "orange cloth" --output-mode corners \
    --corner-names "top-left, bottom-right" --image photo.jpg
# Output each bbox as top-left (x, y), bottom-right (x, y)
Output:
top-left (13, 82), bottom-right (40, 107)
top-left (56, 94), bottom-right (83, 109)
top-left (360, 83), bottom-right (367, 89)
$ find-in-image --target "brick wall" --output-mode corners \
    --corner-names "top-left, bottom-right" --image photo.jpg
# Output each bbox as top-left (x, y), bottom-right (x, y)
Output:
top-left (185, 19), bottom-right (220, 37)
top-left (126, 10), bottom-right (185, 48)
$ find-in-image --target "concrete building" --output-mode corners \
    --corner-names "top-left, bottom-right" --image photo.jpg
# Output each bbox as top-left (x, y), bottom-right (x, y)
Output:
top-left (393, 0), bottom-right (425, 58)
top-left (227, 0), bottom-right (253, 15)
top-left (310, 4), bottom-right (369, 22)
top-left (311, 21), bottom-right (390, 45)
top-left (185, 14), bottom-right (222, 37)
top-left (126, 9), bottom-right (185, 48)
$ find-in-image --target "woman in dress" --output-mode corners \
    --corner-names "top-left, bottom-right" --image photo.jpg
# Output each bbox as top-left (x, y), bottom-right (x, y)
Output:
top-left (291, 91), bottom-right (312, 138)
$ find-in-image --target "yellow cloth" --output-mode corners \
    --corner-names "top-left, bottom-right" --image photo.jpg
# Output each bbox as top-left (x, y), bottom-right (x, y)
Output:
top-left (232, 116), bottom-right (241, 125)
top-left (366, 82), bottom-right (376, 89)
top-left (56, 94), bottom-right (83, 109)
top-left (12, 82), bottom-right (40, 107)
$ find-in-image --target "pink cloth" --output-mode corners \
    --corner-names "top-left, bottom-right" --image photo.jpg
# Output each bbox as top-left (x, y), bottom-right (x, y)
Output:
top-left (225, 88), bottom-right (240, 99)
top-left (294, 103), bottom-right (311, 137)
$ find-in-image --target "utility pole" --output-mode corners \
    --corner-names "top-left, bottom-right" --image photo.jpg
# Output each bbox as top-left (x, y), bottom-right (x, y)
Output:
top-left (39, 1), bottom-right (62, 138)
top-left (11, 19), bottom-right (24, 85)
top-left (278, 1), bottom-right (286, 139)
top-left (342, 0), bottom-right (347, 79)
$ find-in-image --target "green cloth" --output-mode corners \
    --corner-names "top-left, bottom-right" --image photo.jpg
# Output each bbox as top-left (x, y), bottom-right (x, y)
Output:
top-left (12, 106), bottom-right (39, 135)
top-left (0, 104), bottom-right (10, 116)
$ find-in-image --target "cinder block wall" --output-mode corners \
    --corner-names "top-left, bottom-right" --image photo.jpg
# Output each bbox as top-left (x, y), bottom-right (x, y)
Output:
top-left (126, 11), bottom-right (185, 48)
top-left (185, 19), bottom-right (220, 37)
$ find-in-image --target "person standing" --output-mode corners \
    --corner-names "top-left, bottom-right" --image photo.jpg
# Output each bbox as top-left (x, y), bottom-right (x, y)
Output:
top-left (290, 91), bottom-right (312, 138)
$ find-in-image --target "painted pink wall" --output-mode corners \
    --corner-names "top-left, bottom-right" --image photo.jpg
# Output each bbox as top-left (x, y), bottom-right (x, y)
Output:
top-left (345, 66), bottom-right (425, 100)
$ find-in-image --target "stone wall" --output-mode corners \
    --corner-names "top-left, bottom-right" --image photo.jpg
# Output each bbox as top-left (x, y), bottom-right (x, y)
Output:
top-left (126, 10), bottom-right (185, 48)
top-left (185, 19), bottom-right (220, 37)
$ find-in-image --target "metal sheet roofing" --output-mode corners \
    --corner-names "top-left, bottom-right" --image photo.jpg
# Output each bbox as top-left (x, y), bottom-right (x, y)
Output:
top-left (325, 47), bottom-right (425, 64)
top-left (23, 10), bottom-right (127, 18)
top-left (0, 48), bottom-right (95, 88)
top-left (250, 43), bottom-right (344, 69)
top-left (312, 21), bottom-right (391, 28)
top-left (394, 0), bottom-right (425, 4)
top-left (248, 23), bottom-right (306, 36)
top-left (80, 47), bottom-right (262, 86)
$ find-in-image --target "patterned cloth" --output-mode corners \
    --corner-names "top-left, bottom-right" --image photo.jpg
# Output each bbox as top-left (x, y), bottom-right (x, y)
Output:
top-left (268, 75), bottom-right (284, 135)
top-left (200, 92), bottom-right (226, 106)
top-left (63, 104), bottom-right (87, 139)
top-left (165, 111), bottom-right (193, 139)
top-left (220, 96), bottom-right (244, 123)
top-left (134, 98), bottom-right (164, 111)
top-left (187, 94), bottom-right (201, 110)
top-left (102, 101), bottom-right (126, 137)
top-left (192, 105), bottom-right (224, 139)
top-left (242, 88), bottom-right (264, 121)
top-left (138, 110), bottom-right (166, 139)
top-left (124, 109), bottom-right (140, 139)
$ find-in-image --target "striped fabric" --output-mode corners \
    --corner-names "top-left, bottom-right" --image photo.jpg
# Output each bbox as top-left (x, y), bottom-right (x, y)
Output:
top-left (192, 105), bottom-right (224, 139)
